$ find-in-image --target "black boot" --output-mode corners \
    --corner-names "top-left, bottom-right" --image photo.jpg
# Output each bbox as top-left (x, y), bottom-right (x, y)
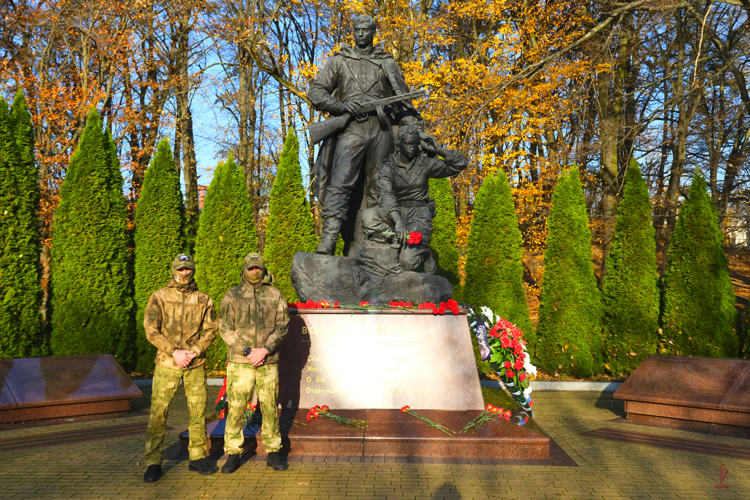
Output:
top-left (315, 217), bottom-right (343, 255)
top-left (221, 454), bottom-right (241, 474)
top-left (188, 458), bottom-right (219, 475)
top-left (266, 451), bottom-right (288, 471)
top-left (143, 464), bottom-right (161, 483)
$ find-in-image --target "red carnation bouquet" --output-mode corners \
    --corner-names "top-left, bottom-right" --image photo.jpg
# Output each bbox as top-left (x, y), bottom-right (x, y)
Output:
top-left (487, 318), bottom-right (534, 414)
top-left (307, 405), bottom-right (367, 429)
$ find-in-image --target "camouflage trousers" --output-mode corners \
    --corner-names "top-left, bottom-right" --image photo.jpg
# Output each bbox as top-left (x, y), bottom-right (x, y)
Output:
top-left (145, 365), bottom-right (208, 465)
top-left (224, 362), bottom-right (280, 455)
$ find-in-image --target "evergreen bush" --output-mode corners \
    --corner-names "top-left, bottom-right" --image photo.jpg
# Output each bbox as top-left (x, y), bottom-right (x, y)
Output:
top-left (0, 92), bottom-right (44, 357)
top-left (429, 177), bottom-right (461, 299)
top-left (536, 167), bottom-right (602, 377)
top-left (134, 139), bottom-right (186, 373)
top-left (50, 109), bottom-right (134, 368)
top-left (464, 170), bottom-right (534, 344)
top-left (194, 154), bottom-right (257, 370)
top-left (661, 172), bottom-right (738, 357)
top-left (602, 161), bottom-right (659, 376)
top-left (264, 132), bottom-right (317, 302)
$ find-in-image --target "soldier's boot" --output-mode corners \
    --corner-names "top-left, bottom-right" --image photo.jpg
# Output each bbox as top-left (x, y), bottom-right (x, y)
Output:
top-left (221, 454), bottom-right (241, 474)
top-left (267, 452), bottom-right (289, 471)
top-left (188, 458), bottom-right (219, 475)
top-left (143, 465), bottom-right (162, 483)
top-left (423, 248), bottom-right (436, 274)
top-left (315, 217), bottom-right (343, 255)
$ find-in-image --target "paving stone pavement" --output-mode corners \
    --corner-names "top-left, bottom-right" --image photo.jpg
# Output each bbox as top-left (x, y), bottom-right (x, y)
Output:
top-left (1, 388), bottom-right (749, 500)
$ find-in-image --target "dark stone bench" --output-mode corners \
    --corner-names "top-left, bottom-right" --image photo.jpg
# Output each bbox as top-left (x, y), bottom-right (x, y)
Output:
top-left (613, 355), bottom-right (750, 433)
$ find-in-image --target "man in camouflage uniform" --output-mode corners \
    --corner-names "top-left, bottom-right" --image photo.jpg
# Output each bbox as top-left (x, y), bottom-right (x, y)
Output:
top-left (219, 252), bottom-right (290, 473)
top-left (142, 254), bottom-right (219, 483)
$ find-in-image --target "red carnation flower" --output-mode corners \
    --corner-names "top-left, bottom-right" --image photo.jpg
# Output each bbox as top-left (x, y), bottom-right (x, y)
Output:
top-left (401, 405), bottom-right (410, 413)
top-left (514, 358), bottom-right (525, 370)
top-left (506, 369), bottom-right (515, 378)
top-left (360, 301), bottom-right (370, 306)
top-left (406, 231), bottom-right (422, 245)
top-left (504, 361), bottom-right (512, 369)
top-left (519, 373), bottom-right (527, 381)
top-left (486, 403), bottom-right (493, 411)
top-left (500, 337), bottom-right (512, 348)
top-left (496, 319), bottom-right (512, 329)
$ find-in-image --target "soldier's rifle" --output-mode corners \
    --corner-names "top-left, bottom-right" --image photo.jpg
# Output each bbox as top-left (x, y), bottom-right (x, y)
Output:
top-left (308, 90), bottom-right (426, 144)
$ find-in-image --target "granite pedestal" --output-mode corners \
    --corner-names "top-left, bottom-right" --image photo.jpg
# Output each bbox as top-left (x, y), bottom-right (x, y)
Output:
top-left (181, 409), bottom-right (549, 459)
top-left (182, 309), bottom-right (548, 459)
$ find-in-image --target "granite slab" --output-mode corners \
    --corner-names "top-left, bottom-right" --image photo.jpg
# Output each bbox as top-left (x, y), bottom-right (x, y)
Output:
top-left (614, 355), bottom-right (750, 430)
top-left (181, 409), bottom-right (549, 459)
top-left (0, 355), bottom-right (142, 424)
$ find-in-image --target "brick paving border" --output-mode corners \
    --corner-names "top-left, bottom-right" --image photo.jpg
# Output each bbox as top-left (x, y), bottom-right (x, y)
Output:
top-left (1, 387), bottom-right (749, 499)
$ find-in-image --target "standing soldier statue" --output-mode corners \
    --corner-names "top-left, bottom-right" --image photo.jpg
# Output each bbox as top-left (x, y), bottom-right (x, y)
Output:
top-left (219, 253), bottom-right (290, 473)
top-left (142, 254), bottom-right (219, 482)
top-left (308, 14), bottom-right (422, 256)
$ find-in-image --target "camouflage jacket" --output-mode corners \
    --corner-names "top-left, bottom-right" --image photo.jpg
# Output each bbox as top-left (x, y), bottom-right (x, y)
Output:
top-left (219, 273), bottom-right (289, 364)
top-left (144, 279), bottom-right (218, 370)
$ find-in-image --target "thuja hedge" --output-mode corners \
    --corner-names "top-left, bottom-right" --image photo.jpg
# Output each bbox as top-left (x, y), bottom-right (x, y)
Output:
top-left (429, 177), bottom-right (461, 299)
top-left (194, 154), bottom-right (257, 370)
top-left (133, 139), bottom-right (187, 373)
top-left (661, 172), bottom-right (739, 358)
top-left (602, 161), bottom-right (659, 376)
top-left (0, 91), bottom-right (44, 358)
top-left (50, 109), bottom-right (134, 368)
top-left (536, 167), bottom-right (602, 377)
top-left (464, 170), bottom-right (534, 345)
top-left (264, 132), bottom-right (317, 302)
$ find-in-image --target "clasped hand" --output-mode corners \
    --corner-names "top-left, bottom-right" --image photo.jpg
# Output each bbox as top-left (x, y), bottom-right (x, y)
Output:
top-left (246, 347), bottom-right (269, 367)
top-left (172, 349), bottom-right (196, 368)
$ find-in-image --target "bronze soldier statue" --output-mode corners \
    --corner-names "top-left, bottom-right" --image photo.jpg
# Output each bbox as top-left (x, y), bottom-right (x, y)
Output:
top-left (309, 15), bottom-right (421, 256)
top-left (359, 124), bottom-right (468, 274)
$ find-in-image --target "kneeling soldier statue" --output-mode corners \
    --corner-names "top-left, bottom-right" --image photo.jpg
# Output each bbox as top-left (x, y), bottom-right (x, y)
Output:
top-left (360, 124), bottom-right (468, 274)
top-left (143, 253), bottom-right (219, 482)
top-left (219, 252), bottom-right (290, 473)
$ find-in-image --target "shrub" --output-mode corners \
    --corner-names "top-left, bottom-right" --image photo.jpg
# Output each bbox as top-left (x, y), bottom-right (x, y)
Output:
top-left (429, 177), bottom-right (461, 299)
top-left (464, 170), bottom-right (534, 345)
top-left (194, 154), bottom-right (257, 370)
top-left (264, 132), bottom-right (317, 302)
top-left (661, 172), bottom-right (739, 357)
top-left (536, 166), bottom-right (602, 377)
top-left (0, 91), bottom-right (44, 357)
top-left (134, 139), bottom-right (186, 373)
top-left (50, 109), bottom-right (134, 368)
top-left (602, 160), bottom-right (659, 376)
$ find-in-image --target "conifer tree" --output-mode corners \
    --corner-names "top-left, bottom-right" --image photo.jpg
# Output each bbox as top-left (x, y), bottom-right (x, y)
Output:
top-left (194, 154), bottom-right (257, 369)
top-left (429, 177), bottom-right (461, 299)
top-left (661, 172), bottom-right (738, 357)
top-left (603, 161), bottom-right (659, 376)
top-left (134, 140), bottom-right (186, 373)
top-left (536, 167), bottom-right (602, 377)
top-left (51, 109), bottom-right (134, 368)
top-left (0, 92), bottom-right (44, 357)
top-left (464, 170), bottom-right (534, 343)
top-left (264, 132), bottom-right (317, 301)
